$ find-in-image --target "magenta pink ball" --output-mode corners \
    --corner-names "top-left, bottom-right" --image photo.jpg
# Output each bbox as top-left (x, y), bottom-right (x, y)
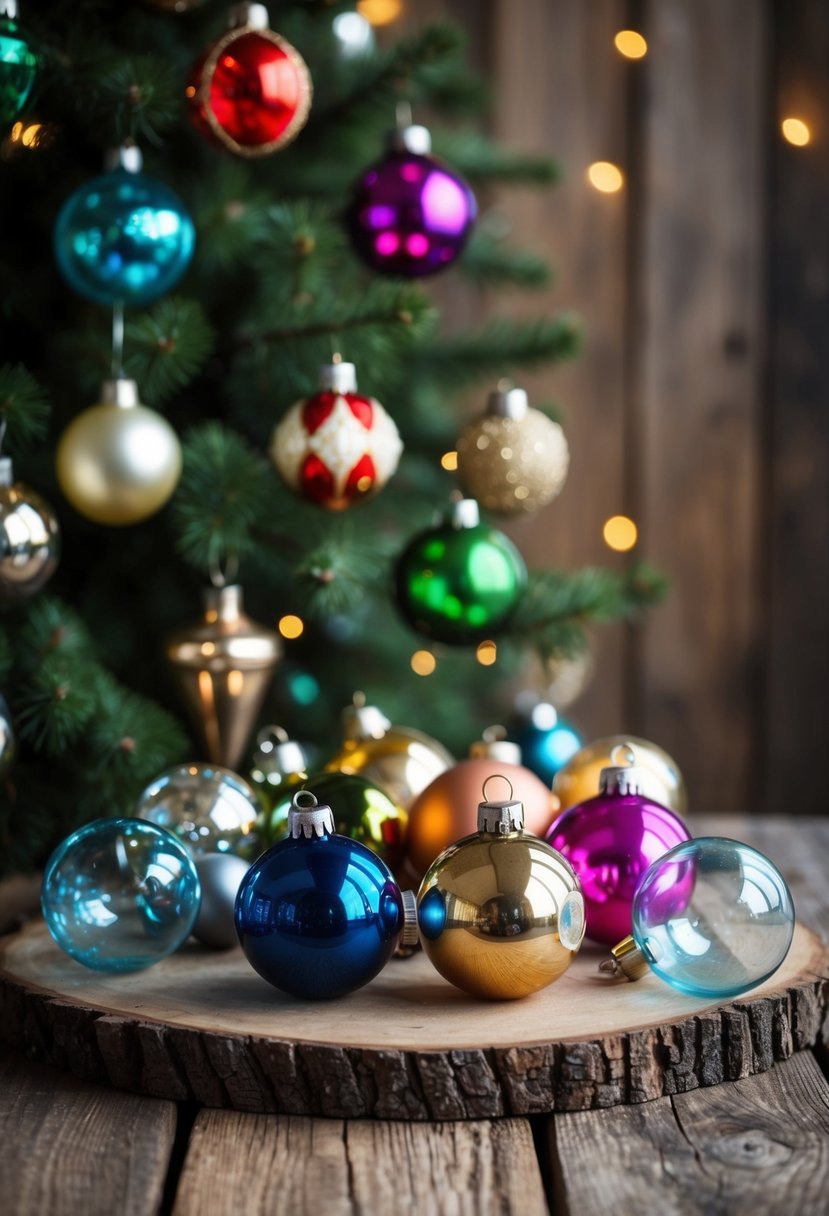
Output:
top-left (546, 793), bottom-right (691, 945)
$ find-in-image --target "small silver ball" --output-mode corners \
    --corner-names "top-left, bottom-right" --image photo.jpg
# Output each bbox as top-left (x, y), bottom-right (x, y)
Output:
top-left (193, 853), bottom-right (250, 949)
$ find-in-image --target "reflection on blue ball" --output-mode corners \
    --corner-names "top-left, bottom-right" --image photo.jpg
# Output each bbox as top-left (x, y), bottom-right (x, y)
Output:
top-left (513, 706), bottom-right (582, 785)
top-left (41, 818), bottom-right (201, 972)
top-left (54, 168), bottom-right (196, 307)
top-left (236, 831), bottom-right (403, 999)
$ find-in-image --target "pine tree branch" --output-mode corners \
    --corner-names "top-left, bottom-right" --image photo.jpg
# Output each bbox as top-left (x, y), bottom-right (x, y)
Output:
top-left (433, 131), bottom-right (560, 186)
top-left (0, 366), bottom-right (50, 453)
top-left (421, 314), bottom-right (581, 388)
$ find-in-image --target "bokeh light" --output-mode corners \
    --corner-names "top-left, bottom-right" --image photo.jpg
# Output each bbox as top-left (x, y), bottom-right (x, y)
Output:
top-left (614, 30), bottom-right (648, 59)
top-left (357, 0), bottom-right (402, 26)
top-left (781, 117), bottom-right (811, 147)
top-left (440, 450), bottom-right (458, 471)
top-left (278, 614), bottom-right (305, 639)
top-left (411, 649), bottom-right (437, 676)
top-left (588, 162), bottom-right (624, 193)
top-left (476, 640), bottom-right (497, 666)
top-left (603, 515), bottom-right (638, 551)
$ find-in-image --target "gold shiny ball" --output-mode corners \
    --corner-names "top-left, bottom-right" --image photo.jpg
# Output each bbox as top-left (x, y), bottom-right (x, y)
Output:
top-left (406, 758), bottom-right (556, 878)
top-left (553, 734), bottom-right (687, 815)
top-left (456, 408), bottom-right (569, 515)
top-left (56, 398), bottom-right (182, 526)
top-left (326, 726), bottom-right (454, 810)
top-left (417, 830), bottom-right (585, 999)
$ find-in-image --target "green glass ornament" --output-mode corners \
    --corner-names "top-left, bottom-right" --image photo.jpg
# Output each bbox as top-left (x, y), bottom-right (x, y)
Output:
top-left (395, 499), bottom-right (527, 645)
top-left (0, 5), bottom-right (40, 125)
top-left (265, 770), bottom-right (408, 873)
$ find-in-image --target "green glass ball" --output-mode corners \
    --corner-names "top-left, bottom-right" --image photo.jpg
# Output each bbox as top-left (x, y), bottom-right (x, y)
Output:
top-left (264, 771), bottom-right (408, 872)
top-left (395, 518), bottom-right (527, 645)
top-left (0, 16), bottom-right (40, 125)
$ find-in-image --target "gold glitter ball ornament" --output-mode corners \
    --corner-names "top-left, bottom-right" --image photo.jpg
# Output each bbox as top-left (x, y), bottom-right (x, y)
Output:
top-left (455, 386), bottom-right (569, 515)
top-left (416, 774), bottom-right (585, 1000)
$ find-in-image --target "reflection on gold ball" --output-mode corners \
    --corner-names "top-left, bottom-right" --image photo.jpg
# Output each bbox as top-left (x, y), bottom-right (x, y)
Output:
top-left (406, 758), bottom-right (556, 877)
top-left (553, 734), bottom-right (687, 815)
top-left (56, 400), bottom-right (181, 526)
top-left (417, 830), bottom-right (585, 999)
top-left (456, 409), bottom-right (569, 515)
top-left (326, 725), bottom-right (453, 810)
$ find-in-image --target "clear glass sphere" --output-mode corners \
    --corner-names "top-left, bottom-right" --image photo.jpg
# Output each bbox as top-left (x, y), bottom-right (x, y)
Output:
top-left (632, 836), bottom-right (795, 998)
top-left (135, 762), bottom-right (261, 858)
top-left (42, 818), bottom-right (201, 972)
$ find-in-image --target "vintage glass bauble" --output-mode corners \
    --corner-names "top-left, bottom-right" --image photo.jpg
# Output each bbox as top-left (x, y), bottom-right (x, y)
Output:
top-left (417, 779), bottom-right (585, 999)
top-left (456, 386), bottom-right (569, 515)
top-left (264, 770), bottom-right (407, 872)
top-left (54, 162), bottom-right (195, 307)
top-left (511, 703), bottom-right (582, 784)
top-left (187, 7), bottom-right (312, 157)
top-left (395, 499), bottom-right (526, 645)
top-left (547, 761), bottom-right (691, 944)
top-left (41, 818), bottom-right (201, 972)
top-left (236, 791), bottom-right (407, 999)
top-left (0, 6), bottom-right (40, 125)
top-left (405, 734), bottom-right (555, 877)
top-left (270, 362), bottom-right (402, 510)
top-left (603, 837), bottom-right (795, 1000)
top-left (553, 734), bottom-right (687, 816)
top-left (0, 457), bottom-right (59, 601)
top-left (136, 761), bottom-right (261, 859)
top-left (325, 695), bottom-right (453, 809)
top-left (347, 124), bottom-right (476, 277)
top-left (55, 379), bottom-right (181, 526)
top-left (192, 852), bottom-right (250, 949)
top-left (249, 725), bottom-right (309, 811)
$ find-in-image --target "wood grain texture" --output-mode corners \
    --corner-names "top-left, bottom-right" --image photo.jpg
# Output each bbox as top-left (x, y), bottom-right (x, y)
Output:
top-left (764, 0), bottom-right (829, 815)
top-left (0, 916), bottom-right (824, 1119)
top-left (634, 0), bottom-right (769, 811)
top-left (0, 1052), bottom-right (175, 1216)
top-left (549, 1048), bottom-right (829, 1216)
top-left (173, 1112), bottom-right (548, 1216)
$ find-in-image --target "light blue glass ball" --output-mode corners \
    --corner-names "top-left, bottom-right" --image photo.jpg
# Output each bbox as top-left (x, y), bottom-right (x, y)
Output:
top-left (632, 836), bottom-right (795, 999)
top-left (42, 818), bottom-right (201, 972)
top-left (54, 168), bottom-right (196, 307)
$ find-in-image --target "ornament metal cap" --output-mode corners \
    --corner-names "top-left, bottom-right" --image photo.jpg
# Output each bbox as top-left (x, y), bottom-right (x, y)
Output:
top-left (319, 362), bottom-right (358, 394)
top-left (477, 775), bottom-right (524, 834)
top-left (599, 934), bottom-right (649, 981)
top-left (0, 455), bottom-right (13, 488)
top-left (449, 497), bottom-right (480, 530)
top-left (388, 124), bottom-right (432, 156)
top-left (254, 725), bottom-right (308, 778)
top-left (100, 378), bottom-right (140, 409)
top-left (229, 1), bottom-right (269, 29)
top-left (468, 725), bottom-right (522, 765)
top-left (288, 789), bottom-right (335, 839)
top-left (487, 386), bottom-right (529, 420)
top-left (104, 144), bottom-right (143, 174)
top-left (599, 742), bottom-right (642, 796)
top-left (400, 889), bottom-right (419, 947)
top-left (342, 692), bottom-right (391, 741)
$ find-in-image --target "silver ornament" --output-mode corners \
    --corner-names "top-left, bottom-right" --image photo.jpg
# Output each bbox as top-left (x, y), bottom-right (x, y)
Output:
top-left (193, 853), bottom-right (249, 949)
top-left (135, 762), bottom-right (261, 858)
top-left (0, 455), bottom-right (60, 602)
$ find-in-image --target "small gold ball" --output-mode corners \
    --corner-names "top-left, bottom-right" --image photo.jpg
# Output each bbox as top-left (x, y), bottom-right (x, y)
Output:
top-left (56, 402), bottom-right (182, 526)
top-left (417, 832), bottom-right (585, 999)
top-left (456, 409), bottom-right (569, 515)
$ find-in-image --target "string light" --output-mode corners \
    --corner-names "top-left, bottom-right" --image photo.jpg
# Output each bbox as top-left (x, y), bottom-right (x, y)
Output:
top-left (440, 450), bottom-right (458, 471)
top-left (411, 649), bottom-right (436, 676)
top-left (357, 0), bottom-right (402, 26)
top-left (614, 30), bottom-right (648, 59)
top-left (603, 515), bottom-right (638, 552)
top-left (278, 614), bottom-right (304, 639)
top-left (587, 162), bottom-right (624, 193)
top-left (476, 640), bottom-right (497, 666)
top-left (781, 118), bottom-right (811, 147)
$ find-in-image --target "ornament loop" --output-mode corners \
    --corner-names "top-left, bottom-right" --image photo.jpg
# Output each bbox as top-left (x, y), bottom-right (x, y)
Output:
top-left (208, 551), bottom-right (239, 589)
top-left (611, 742), bottom-right (636, 768)
top-left (292, 789), bottom-right (318, 811)
top-left (481, 773), bottom-right (514, 804)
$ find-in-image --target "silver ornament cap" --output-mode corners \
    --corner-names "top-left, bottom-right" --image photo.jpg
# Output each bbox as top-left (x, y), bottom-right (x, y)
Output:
top-left (319, 362), bottom-right (358, 394)
top-left (468, 725), bottom-right (522, 766)
top-left (342, 692), bottom-right (391, 741)
top-left (400, 888), bottom-right (419, 947)
top-left (599, 742), bottom-right (643, 797)
top-left (288, 789), bottom-right (335, 839)
top-left (477, 775), bottom-right (524, 834)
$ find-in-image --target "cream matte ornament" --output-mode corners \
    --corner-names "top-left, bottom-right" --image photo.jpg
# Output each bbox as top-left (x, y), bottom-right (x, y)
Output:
top-left (192, 853), bottom-right (250, 949)
top-left (455, 385), bottom-right (569, 515)
top-left (166, 585), bottom-right (282, 772)
top-left (0, 453), bottom-right (59, 601)
top-left (270, 362), bottom-right (402, 510)
top-left (55, 379), bottom-right (181, 526)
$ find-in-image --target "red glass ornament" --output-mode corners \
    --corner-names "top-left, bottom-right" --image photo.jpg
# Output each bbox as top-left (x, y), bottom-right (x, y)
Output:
top-left (188, 26), bottom-right (312, 157)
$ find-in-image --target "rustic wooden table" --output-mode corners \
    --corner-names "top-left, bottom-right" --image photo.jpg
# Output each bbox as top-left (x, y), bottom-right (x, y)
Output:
top-left (1, 815), bottom-right (827, 1216)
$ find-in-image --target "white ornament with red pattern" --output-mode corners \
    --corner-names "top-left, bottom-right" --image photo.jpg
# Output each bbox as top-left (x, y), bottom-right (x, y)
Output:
top-left (269, 363), bottom-right (403, 510)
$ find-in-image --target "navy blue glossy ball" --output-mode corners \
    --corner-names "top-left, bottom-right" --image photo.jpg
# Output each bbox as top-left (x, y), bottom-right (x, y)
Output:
top-left (235, 832), bottom-right (403, 1000)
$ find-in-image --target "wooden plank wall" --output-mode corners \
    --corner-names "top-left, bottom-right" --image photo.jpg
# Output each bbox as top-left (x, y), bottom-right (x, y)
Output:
top-left (394, 0), bottom-right (829, 814)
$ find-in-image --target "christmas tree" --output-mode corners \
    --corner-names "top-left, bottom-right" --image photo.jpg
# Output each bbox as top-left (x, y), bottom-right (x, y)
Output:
top-left (0, 0), bottom-right (664, 875)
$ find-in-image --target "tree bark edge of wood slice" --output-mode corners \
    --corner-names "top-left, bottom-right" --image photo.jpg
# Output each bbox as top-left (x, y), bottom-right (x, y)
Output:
top-left (1, 919), bottom-right (826, 1120)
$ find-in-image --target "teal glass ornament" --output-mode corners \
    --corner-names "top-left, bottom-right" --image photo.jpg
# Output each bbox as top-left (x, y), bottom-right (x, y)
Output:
top-left (395, 498), bottom-right (527, 645)
top-left (511, 702), bottom-right (582, 784)
top-left (41, 818), bottom-right (201, 972)
top-left (600, 836), bottom-right (795, 999)
top-left (53, 148), bottom-right (196, 308)
top-left (0, 5), bottom-right (41, 125)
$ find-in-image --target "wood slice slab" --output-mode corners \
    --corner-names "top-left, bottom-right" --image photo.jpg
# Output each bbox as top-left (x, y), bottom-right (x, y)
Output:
top-left (1, 920), bottom-right (826, 1120)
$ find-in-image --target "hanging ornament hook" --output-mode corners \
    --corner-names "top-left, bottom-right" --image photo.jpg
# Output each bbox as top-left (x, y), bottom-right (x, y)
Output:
top-left (611, 742), bottom-right (636, 767)
top-left (111, 302), bottom-right (125, 379)
top-left (208, 550), bottom-right (239, 589)
top-left (481, 773), bottom-right (514, 804)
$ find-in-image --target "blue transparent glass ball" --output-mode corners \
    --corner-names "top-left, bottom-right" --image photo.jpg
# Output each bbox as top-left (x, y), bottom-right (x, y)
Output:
top-left (236, 831), bottom-right (403, 1000)
top-left (42, 818), bottom-right (201, 972)
top-left (54, 168), bottom-right (196, 307)
top-left (632, 836), bottom-right (795, 999)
